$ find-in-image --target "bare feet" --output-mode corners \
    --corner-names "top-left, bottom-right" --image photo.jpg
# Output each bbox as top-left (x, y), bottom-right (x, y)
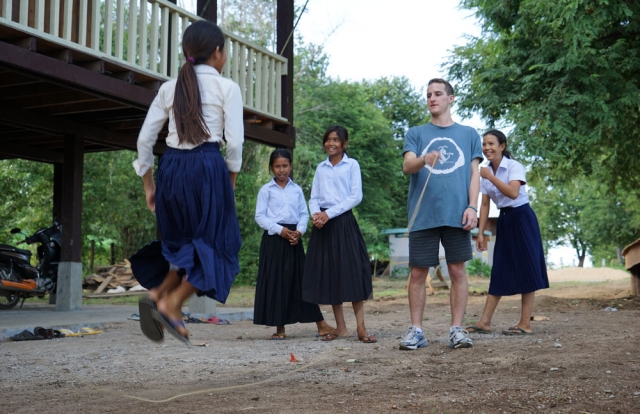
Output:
top-left (156, 295), bottom-right (189, 338)
top-left (316, 320), bottom-right (335, 337)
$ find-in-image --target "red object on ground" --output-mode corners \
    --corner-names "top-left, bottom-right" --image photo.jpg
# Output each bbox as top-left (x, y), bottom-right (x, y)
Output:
top-left (290, 353), bottom-right (298, 363)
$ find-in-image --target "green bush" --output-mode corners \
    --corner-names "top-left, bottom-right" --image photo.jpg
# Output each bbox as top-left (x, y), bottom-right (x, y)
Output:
top-left (467, 258), bottom-right (492, 278)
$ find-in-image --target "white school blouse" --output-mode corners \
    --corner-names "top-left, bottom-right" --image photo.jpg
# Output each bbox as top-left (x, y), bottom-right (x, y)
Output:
top-left (309, 154), bottom-right (363, 219)
top-left (133, 65), bottom-right (244, 176)
top-left (480, 157), bottom-right (529, 209)
top-left (255, 178), bottom-right (309, 236)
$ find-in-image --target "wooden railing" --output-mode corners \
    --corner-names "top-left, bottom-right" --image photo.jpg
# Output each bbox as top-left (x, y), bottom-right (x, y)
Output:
top-left (0, 0), bottom-right (287, 121)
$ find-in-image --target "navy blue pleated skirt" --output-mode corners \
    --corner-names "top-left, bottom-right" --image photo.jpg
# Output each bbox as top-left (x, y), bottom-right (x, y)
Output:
top-left (253, 224), bottom-right (324, 326)
top-left (302, 210), bottom-right (372, 305)
top-left (140, 143), bottom-right (241, 304)
top-left (489, 203), bottom-right (549, 296)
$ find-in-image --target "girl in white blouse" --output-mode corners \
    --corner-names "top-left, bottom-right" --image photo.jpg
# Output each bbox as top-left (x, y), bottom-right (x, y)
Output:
top-left (131, 21), bottom-right (243, 343)
top-left (302, 125), bottom-right (377, 344)
top-left (253, 149), bottom-right (335, 340)
top-left (468, 130), bottom-right (548, 336)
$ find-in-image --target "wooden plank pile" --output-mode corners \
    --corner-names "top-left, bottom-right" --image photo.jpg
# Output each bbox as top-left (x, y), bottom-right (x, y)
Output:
top-left (84, 260), bottom-right (140, 294)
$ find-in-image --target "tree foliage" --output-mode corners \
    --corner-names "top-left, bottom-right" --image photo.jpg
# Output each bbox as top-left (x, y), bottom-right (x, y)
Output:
top-left (448, 0), bottom-right (640, 188)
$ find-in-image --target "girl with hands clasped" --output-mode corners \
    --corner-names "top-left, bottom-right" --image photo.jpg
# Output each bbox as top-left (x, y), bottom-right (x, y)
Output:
top-left (301, 125), bottom-right (377, 344)
top-left (253, 149), bottom-right (335, 340)
top-left (467, 130), bottom-right (549, 336)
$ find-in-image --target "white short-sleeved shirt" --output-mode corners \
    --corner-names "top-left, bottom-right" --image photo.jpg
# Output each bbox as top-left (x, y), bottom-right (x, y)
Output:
top-left (255, 178), bottom-right (309, 236)
top-left (308, 154), bottom-right (363, 219)
top-left (133, 65), bottom-right (244, 176)
top-left (480, 157), bottom-right (529, 208)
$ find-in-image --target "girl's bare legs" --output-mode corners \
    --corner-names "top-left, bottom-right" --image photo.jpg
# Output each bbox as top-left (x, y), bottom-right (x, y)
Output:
top-left (148, 270), bottom-right (181, 302)
top-left (352, 300), bottom-right (374, 340)
top-left (331, 304), bottom-right (348, 336)
top-left (157, 280), bottom-right (197, 337)
top-left (514, 292), bottom-right (535, 332)
top-left (472, 294), bottom-right (501, 330)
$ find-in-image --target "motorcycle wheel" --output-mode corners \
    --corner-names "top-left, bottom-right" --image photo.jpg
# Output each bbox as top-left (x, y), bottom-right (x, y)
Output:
top-left (0, 264), bottom-right (20, 309)
top-left (0, 291), bottom-right (20, 309)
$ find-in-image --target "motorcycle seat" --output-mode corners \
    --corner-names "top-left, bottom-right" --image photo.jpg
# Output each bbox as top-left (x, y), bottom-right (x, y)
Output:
top-left (0, 244), bottom-right (32, 257)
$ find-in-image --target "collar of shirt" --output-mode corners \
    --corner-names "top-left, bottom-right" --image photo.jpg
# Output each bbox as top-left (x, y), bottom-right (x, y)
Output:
top-left (266, 177), bottom-right (293, 188)
top-left (321, 153), bottom-right (350, 167)
top-left (194, 64), bottom-right (222, 77)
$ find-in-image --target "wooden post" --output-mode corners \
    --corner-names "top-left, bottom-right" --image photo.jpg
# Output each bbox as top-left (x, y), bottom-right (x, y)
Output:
top-left (276, 0), bottom-right (295, 146)
top-left (56, 135), bottom-right (84, 311)
top-left (197, 0), bottom-right (217, 22)
top-left (89, 239), bottom-right (95, 271)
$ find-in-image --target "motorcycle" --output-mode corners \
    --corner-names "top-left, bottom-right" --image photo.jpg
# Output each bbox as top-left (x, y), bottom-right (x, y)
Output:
top-left (0, 223), bottom-right (61, 309)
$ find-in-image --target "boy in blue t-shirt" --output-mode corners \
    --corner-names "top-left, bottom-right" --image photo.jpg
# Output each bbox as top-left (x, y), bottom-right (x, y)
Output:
top-left (399, 78), bottom-right (483, 351)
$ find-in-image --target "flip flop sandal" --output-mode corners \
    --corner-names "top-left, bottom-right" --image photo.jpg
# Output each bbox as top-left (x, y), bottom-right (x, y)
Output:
top-left (138, 296), bottom-right (164, 342)
top-left (57, 329), bottom-right (81, 337)
top-left (11, 330), bottom-right (45, 341)
top-left (502, 327), bottom-right (533, 336)
top-left (358, 335), bottom-right (377, 344)
top-left (151, 309), bottom-right (191, 345)
top-left (34, 327), bottom-right (55, 339)
top-left (80, 327), bottom-right (103, 335)
top-left (271, 333), bottom-right (286, 340)
top-left (466, 325), bottom-right (492, 334)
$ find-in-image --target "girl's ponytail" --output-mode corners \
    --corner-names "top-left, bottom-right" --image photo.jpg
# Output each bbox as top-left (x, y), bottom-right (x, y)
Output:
top-left (173, 21), bottom-right (226, 146)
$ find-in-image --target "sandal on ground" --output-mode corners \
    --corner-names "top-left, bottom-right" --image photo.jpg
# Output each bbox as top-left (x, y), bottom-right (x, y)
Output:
top-left (138, 296), bottom-right (164, 342)
top-left (502, 327), bottom-right (533, 336)
top-left (466, 325), bottom-right (492, 334)
top-left (11, 330), bottom-right (45, 341)
top-left (320, 330), bottom-right (348, 341)
top-left (151, 309), bottom-right (191, 345)
top-left (271, 333), bottom-right (286, 340)
top-left (358, 334), bottom-right (377, 344)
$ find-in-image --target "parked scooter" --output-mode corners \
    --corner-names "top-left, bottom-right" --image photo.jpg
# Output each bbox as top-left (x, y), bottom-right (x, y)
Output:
top-left (0, 223), bottom-right (61, 309)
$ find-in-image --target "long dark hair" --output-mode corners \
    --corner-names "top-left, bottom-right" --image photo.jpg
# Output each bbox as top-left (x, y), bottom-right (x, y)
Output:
top-left (483, 129), bottom-right (513, 159)
top-left (173, 21), bottom-right (225, 146)
top-left (322, 125), bottom-right (349, 155)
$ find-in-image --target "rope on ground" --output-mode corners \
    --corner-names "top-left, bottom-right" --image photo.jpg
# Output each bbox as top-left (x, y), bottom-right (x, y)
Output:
top-left (121, 351), bottom-right (330, 403)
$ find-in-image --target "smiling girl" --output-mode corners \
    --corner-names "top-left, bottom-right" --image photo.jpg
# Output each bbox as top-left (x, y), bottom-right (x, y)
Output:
top-left (253, 149), bottom-right (334, 340)
top-left (468, 130), bottom-right (549, 336)
top-left (302, 125), bottom-right (376, 344)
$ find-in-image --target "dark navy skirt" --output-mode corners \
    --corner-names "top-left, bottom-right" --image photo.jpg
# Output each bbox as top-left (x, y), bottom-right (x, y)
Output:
top-left (489, 203), bottom-right (549, 296)
top-left (253, 224), bottom-right (324, 326)
top-left (136, 143), bottom-right (241, 304)
top-left (302, 210), bottom-right (372, 305)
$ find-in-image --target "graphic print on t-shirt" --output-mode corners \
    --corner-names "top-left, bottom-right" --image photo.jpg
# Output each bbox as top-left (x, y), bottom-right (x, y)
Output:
top-left (421, 137), bottom-right (465, 174)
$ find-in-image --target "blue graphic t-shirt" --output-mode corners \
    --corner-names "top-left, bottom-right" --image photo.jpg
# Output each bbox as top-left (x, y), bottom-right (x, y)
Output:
top-left (403, 123), bottom-right (483, 231)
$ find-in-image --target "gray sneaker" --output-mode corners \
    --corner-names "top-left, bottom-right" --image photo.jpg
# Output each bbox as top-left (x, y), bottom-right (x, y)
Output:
top-left (449, 327), bottom-right (473, 349)
top-left (399, 327), bottom-right (427, 350)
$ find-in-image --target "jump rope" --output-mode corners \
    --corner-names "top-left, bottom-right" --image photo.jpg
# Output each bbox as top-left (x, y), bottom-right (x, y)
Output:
top-left (122, 155), bottom-right (436, 404)
top-left (403, 153), bottom-right (439, 237)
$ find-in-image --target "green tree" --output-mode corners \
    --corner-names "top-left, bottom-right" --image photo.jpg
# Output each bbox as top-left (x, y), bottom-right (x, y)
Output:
top-left (448, 0), bottom-right (640, 189)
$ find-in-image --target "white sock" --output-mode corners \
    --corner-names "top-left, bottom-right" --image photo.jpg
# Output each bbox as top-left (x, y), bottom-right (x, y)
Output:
top-left (413, 326), bottom-right (423, 334)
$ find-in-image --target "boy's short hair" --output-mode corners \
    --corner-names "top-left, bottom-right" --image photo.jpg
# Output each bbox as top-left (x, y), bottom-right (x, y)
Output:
top-left (428, 78), bottom-right (454, 96)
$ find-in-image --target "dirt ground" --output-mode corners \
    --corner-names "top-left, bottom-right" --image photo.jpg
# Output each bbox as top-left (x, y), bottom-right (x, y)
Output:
top-left (1, 268), bottom-right (639, 414)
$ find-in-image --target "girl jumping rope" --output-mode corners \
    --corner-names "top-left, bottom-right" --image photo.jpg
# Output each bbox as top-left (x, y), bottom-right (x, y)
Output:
top-left (467, 130), bottom-right (549, 336)
top-left (131, 21), bottom-right (243, 343)
top-left (253, 149), bottom-right (335, 340)
top-left (302, 125), bottom-right (376, 343)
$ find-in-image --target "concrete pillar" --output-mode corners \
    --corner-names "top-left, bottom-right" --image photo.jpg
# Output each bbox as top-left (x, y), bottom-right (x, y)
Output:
top-left (56, 136), bottom-right (84, 311)
top-left (188, 294), bottom-right (217, 319)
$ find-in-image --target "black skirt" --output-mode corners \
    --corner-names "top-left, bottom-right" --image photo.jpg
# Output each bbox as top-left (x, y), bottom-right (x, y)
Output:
top-left (302, 210), bottom-right (372, 305)
top-left (489, 204), bottom-right (549, 296)
top-left (253, 224), bottom-right (324, 326)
